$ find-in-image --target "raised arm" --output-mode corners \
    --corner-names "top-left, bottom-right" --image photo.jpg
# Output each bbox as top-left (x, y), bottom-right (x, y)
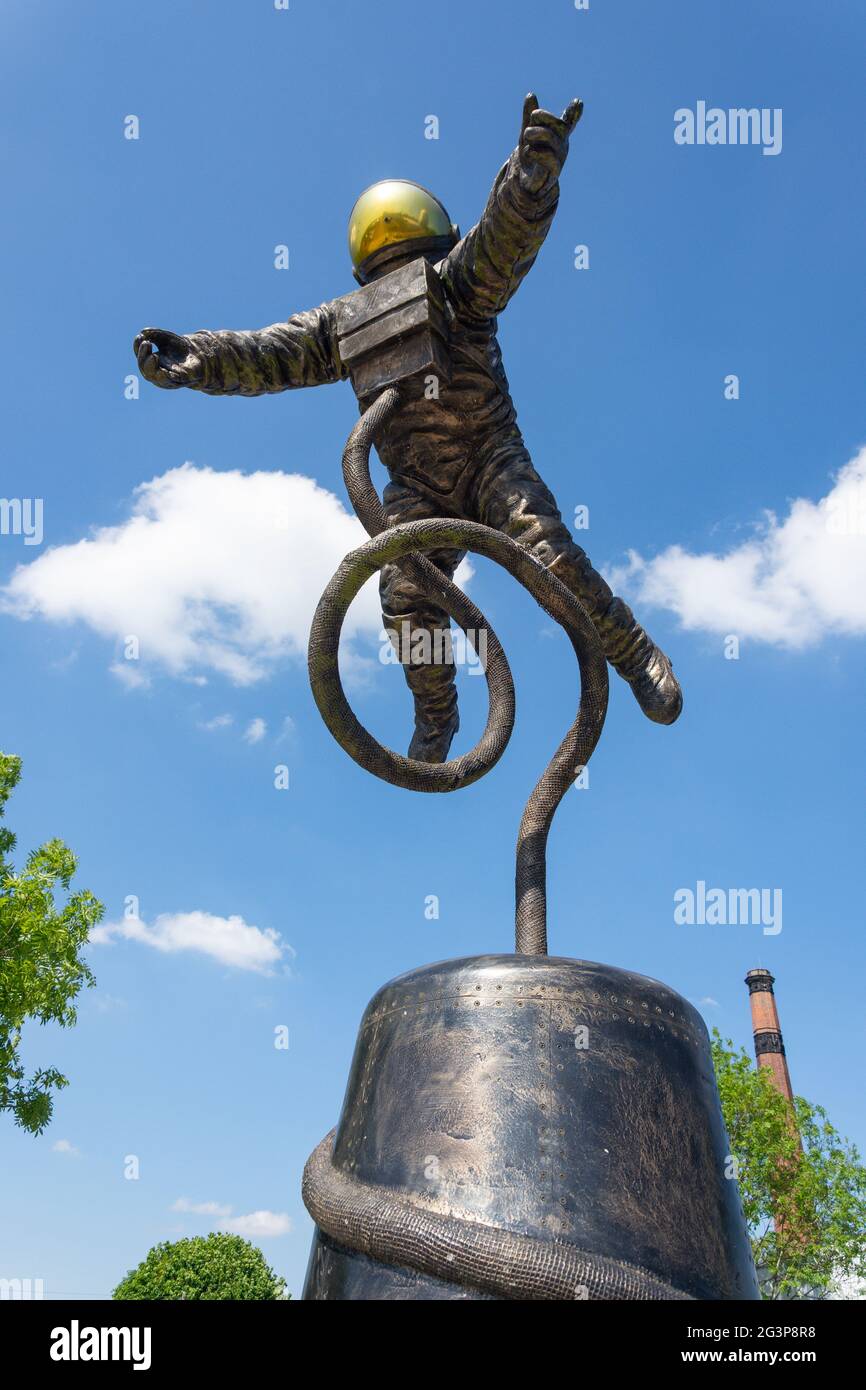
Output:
top-left (440, 94), bottom-right (583, 322)
top-left (134, 303), bottom-right (345, 396)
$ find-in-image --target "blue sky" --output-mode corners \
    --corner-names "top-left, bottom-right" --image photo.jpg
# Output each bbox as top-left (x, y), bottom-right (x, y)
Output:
top-left (1, 0), bottom-right (864, 1299)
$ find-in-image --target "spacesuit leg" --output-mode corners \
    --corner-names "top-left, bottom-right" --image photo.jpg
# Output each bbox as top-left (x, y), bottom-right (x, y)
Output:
top-left (473, 451), bottom-right (683, 724)
top-left (380, 479), bottom-right (464, 762)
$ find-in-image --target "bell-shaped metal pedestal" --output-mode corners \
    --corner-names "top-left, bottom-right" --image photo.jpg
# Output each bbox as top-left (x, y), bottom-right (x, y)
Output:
top-left (303, 955), bottom-right (759, 1300)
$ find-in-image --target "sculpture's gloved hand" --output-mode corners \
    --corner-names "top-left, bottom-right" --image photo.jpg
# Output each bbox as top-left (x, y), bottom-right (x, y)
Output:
top-left (134, 328), bottom-right (204, 389)
top-left (517, 93), bottom-right (584, 195)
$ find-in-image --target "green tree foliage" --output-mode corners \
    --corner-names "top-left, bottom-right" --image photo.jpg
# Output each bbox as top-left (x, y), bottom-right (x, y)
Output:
top-left (712, 1030), bottom-right (866, 1299)
top-left (113, 1233), bottom-right (289, 1300)
top-left (0, 753), bottom-right (103, 1134)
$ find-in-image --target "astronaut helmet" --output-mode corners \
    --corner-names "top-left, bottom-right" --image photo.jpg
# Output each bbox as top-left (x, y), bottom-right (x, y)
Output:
top-left (348, 179), bottom-right (459, 284)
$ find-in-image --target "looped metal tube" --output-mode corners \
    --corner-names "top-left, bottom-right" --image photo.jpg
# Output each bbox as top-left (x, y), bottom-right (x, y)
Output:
top-left (308, 385), bottom-right (609, 956)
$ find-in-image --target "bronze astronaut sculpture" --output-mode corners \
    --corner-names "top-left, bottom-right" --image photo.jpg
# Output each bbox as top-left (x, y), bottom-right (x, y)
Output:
top-left (134, 95), bottom-right (763, 1303)
top-left (135, 94), bottom-right (682, 762)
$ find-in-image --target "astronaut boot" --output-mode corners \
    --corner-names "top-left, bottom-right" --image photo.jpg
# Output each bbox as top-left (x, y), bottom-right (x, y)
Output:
top-left (409, 707), bottom-right (460, 763)
top-left (404, 658), bottom-right (460, 763)
top-left (543, 547), bottom-right (682, 726)
top-left (601, 598), bottom-right (683, 726)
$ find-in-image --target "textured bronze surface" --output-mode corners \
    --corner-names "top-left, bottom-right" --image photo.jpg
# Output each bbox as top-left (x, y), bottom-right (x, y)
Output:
top-left (303, 955), bottom-right (760, 1301)
top-left (133, 94), bottom-right (683, 757)
top-left (334, 259), bottom-right (450, 398)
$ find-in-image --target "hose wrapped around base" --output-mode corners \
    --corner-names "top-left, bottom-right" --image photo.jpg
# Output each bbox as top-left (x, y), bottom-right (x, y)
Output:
top-left (303, 1131), bottom-right (693, 1301)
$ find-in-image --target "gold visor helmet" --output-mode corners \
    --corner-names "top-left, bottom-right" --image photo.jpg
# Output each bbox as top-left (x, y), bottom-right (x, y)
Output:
top-left (348, 179), bottom-right (458, 282)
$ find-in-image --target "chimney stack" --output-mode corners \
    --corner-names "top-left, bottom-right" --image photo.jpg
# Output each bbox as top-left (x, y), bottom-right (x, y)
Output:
top-left (744, 968), bottom-right (795, 1103)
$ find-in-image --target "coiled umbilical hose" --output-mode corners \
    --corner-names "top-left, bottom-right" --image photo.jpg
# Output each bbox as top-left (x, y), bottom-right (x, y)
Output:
top-left (308, 385), bottom-right (609, 956)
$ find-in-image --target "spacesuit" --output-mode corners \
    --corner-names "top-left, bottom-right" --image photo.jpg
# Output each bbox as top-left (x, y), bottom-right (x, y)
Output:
top-left (135, 94), bottom-right (682, 762)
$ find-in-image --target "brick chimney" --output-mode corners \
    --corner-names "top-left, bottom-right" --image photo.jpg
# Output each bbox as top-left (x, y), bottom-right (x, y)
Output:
top-left (744, 968), bottom-right (794, 1103)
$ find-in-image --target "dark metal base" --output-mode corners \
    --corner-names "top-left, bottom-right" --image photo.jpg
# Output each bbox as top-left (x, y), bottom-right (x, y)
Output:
top-left (305, 1231), bottom-right (496, 1301)
top-left (303, 955), bottom-right (759, 1301)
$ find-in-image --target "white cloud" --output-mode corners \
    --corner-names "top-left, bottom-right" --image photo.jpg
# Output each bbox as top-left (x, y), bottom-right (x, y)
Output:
top-left (172, 1198), bottom-right (233, 1218)
top-left (52, 1139), bottom-right (80, 1157)
top-left (1, 464), bottom-right (383, 684)
top-left (89, 910), bottom-right (288, 975)
top-left (221, 1210), bottom-right (292, 1239)
top-left (243, 717), bottom-right (267, 744)
top-left (198, 713), bottom-right (233, 732)
top-left (170, 1199), bottom-right (290, 1239)
top-left (608, 447), bottom-right (866, 649)
top-left (109, 661), bottom-right (150, 691)
top-left (89, 992), bottom-right (127, 1014)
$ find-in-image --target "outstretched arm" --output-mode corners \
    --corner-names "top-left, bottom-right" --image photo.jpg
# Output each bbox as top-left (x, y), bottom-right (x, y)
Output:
top-left (440, 94), bottom-right (583, 322)
top-left (134, 304), bottom-right (345, 396)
